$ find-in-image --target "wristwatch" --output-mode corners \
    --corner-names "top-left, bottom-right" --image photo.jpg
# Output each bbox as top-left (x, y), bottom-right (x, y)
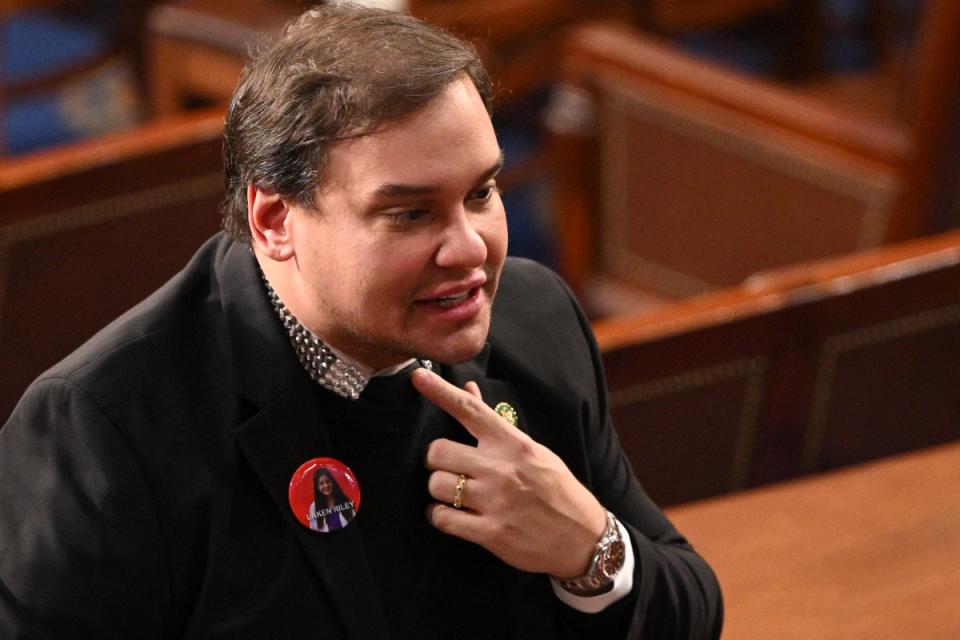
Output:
top-left (555, 510), bottom-right (626, 596)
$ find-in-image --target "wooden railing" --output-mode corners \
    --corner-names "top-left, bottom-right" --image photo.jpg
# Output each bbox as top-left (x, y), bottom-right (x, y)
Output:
top-left (0, 108), bottom-right (226, 419)
top-left (597, 229), bottom-right (960, 506)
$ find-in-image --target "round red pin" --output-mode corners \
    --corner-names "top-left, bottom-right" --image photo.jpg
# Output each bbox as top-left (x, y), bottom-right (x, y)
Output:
top-left (288, 457), bottom-right (361, 533)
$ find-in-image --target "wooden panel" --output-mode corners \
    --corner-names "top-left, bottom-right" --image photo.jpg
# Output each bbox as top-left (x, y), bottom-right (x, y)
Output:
top-left (887, 0), bottom-right (960, 239)
top-left (548, 8), bottom-right (960, 313)
top-left (799, 275), bottom-right (960, 471)
top-left (146, 0), bottom-right (300, 116)
top-left (0, 109), bottom-right (225, 420)
top-left (149, 37), bottom-right (246, 114)
top-left (666, 442), bottom-right (960, 639)
top-left (597, 229), bottom-right (960, 505)
top-left (609, 354), bottom-right (766, 505)
top-left (597, 76), bottom-right (896, 295)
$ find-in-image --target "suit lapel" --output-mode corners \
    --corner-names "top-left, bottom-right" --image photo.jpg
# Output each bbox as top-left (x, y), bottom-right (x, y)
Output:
top-left (445, 347), bottom-right (529, 436)
top-left (235, 389), bottom-right (389, 640)
top-left (218, 240), bottom-right (388, 640)
top-left (403, 351), bottom-right (531, 633)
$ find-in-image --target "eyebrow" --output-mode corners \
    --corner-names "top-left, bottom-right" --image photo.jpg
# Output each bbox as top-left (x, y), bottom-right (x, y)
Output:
top-left (371, 152), bottom-right (505, 198)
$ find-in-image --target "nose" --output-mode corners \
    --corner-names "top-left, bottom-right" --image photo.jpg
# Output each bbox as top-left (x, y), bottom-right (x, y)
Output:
top-left (435, 210), bottom-right (488, 269)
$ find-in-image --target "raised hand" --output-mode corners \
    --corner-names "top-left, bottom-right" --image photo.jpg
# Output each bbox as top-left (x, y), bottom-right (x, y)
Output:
top-left (412, 368), bottom-right (606, 578)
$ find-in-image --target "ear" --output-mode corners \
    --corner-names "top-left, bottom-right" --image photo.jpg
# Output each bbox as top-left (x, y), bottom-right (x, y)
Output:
top-left (248, 184), bottom-right (295, 261)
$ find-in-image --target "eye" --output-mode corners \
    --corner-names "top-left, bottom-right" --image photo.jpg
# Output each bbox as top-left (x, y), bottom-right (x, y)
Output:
top-left (386, 209), bottom-right (428, 227)
top-left (469, 183), bottom-right (500, 204)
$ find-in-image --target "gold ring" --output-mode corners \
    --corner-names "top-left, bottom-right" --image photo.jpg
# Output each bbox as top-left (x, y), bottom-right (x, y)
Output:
top-left (453, 474), bottom-right (467, 509)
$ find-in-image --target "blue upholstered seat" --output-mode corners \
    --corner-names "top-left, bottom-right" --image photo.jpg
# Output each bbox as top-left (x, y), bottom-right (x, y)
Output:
top-left (2, 9), bottom-right (141, 155)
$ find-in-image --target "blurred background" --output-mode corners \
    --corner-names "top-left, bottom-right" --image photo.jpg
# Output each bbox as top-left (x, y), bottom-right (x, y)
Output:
top-left (3, 3), bottom-right (960, 636)
top-left (2, 0), bottom-right (947, 290)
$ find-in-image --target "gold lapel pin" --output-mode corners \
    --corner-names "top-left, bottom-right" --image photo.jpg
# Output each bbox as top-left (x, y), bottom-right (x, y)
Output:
top-left (494, 402), bottom-right (519, 427)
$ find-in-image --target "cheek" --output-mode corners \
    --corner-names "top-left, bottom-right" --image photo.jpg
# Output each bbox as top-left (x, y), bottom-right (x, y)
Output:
top-left (484, 210), bottom-right (509, 263)
top-left (362, 242), bottom-right (434, 294)
top-left (319, 232), bottom-right (397, 300)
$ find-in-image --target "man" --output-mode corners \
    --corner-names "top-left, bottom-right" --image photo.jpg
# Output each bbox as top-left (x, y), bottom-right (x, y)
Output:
top-left (0, 5), bottom-right (721, 638)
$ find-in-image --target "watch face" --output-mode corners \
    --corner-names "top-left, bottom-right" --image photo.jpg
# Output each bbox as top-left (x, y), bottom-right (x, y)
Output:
top-left (601, 541), bottom-right (626, 579)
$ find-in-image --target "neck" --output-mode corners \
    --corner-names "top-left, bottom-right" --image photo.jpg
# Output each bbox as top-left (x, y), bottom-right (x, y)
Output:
top-left (256, 250), bottom-right (429, 400)
top-left (255, 248), bottom-right (409, 373)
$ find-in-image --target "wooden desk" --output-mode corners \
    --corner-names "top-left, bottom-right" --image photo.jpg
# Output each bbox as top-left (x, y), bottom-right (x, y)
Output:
top-left (666, 442), bottom-right (960, 639)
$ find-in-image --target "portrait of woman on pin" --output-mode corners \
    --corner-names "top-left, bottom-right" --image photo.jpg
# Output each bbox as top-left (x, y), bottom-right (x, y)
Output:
top-left (308, 467), bottom-right (356, 532)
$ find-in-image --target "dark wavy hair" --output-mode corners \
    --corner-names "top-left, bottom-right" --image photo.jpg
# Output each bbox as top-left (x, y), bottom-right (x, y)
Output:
top-left (313, 468), bottom-right (354, 528)
top-left (221, 3), bottom-right (493, 241)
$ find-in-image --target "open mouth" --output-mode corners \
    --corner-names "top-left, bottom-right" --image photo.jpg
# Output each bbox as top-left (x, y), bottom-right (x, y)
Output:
top-left (416, 286), bottom-right (482, 315)
top-left (432, 290), bottom-right (472, 308)
top-left (414, 274), bottom-right (488, 320)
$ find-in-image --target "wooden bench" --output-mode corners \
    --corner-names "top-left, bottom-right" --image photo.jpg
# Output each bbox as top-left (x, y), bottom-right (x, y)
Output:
top-left (597, 229), bottom-right (960, 506)
top-left (0, 108), bottom-right (225, 420)
top-left (665, 441), bottom-right (960, 639)
top-left (547, 0), bottom-right (960, 312)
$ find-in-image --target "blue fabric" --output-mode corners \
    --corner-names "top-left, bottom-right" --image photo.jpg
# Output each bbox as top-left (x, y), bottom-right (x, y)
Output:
top-left (2, 10), bottom-right (108, 84)
top-left (497, 120), bottom-right (557, 270)
top-left (3, 92), bottom-right (77, 155)
top-left (2, 9), bottom-right (138, 155)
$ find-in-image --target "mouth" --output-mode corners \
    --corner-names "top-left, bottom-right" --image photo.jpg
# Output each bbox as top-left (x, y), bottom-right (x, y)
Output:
top-left (416, 275), bottom-right (487, 308)
top-left (432, 290), bottom-right (473, 309)
top-left (417, 286), bottom-right (479, 309)
top-left (414, 282), bottom-right (486, 322)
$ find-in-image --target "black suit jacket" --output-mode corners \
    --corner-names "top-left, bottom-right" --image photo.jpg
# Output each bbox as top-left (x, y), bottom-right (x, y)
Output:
top-left (0, 233), bottom-right (721, 639)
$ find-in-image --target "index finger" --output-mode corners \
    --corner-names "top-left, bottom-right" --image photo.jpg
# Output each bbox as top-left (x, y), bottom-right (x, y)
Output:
top-left (411, 368), bottom-right (509, 443)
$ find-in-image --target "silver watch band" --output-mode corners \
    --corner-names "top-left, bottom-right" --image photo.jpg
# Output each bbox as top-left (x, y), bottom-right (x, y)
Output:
top-left (555, 510), bottom-right (626, 596)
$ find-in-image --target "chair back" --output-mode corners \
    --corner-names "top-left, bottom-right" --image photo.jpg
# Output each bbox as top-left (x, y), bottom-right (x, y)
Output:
top-left (547, 0), bottom-right (960, 310)
top-left (0, 108), bottom-right (225, 419)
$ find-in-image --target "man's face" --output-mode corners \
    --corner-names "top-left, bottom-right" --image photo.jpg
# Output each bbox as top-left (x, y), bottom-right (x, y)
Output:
top-left (282, 75), bottom-right (508, 370)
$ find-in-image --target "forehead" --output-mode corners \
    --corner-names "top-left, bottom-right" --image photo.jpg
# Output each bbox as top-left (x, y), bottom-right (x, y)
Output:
top-left (317, 76), bottom-right (500, 196)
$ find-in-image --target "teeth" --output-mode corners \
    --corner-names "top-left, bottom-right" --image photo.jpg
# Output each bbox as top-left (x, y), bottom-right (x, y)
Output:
top-left (436, 291), bottom-right (470, 308)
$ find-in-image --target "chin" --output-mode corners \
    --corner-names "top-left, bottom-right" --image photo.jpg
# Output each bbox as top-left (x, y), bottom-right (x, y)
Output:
top-left (429, 345), bottom-right (484, 366)
top-left (421, 327), bottom-right (489, 366)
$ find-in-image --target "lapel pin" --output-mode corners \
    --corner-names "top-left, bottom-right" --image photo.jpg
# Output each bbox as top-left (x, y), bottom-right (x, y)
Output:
top-left (494, 402), bottom-right (519, 427)
top-left (288, 457), bottom-right (361, 533)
